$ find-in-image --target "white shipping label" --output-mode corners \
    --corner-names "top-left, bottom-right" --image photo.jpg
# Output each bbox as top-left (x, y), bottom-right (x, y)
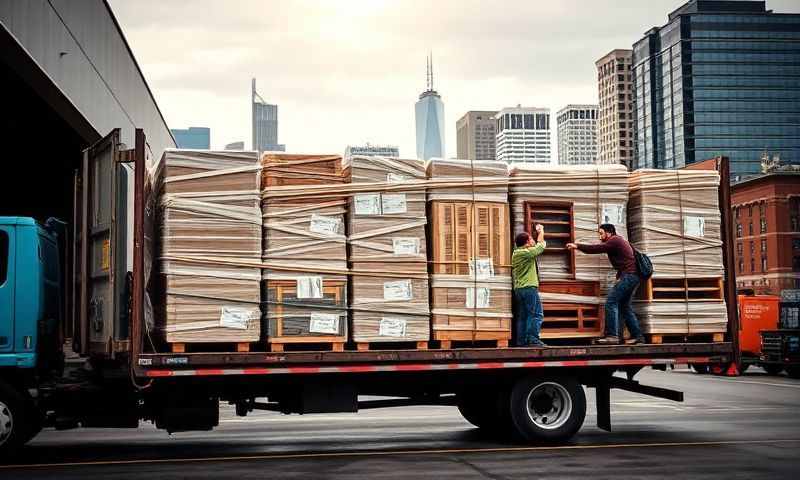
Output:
top-left (379, 317), bottom-right (408, 338)
top-left (684, 215), bottom-right (706, 237)
top-left (381, 193), bottom-right (407, 214)
top-left (602, 204), bottom-right (626, 225)
top-left (296, 276), bottom-right (323, 299)
top-left (470, 258), bottom-right (495, 280)
top-left (392, 237), bottom-right (420, 256)
top-left (309, 313), bottom-right (340, 334)
top-left (219, 306), bottom-right (255, 330)
top-left (309, 214), bottom-right (341, 236)
top-left (387, 173), bottom-right (410, 184)
top-left (354, 193), bottom-right (381, 215)
top-left (384, 280), bottom-right (413, 301)
top-left (466, 287), bottom-right (491, 309)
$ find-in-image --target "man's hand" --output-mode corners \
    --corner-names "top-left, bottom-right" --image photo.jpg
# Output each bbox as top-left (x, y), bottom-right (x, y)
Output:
top-left (566, 242), bottom-right (578, 250)
top-left (535, 224), bottom-right (544, 234)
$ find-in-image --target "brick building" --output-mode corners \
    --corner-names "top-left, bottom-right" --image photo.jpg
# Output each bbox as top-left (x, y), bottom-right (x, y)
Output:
top-left (732, 172), bottom-right (800, 294)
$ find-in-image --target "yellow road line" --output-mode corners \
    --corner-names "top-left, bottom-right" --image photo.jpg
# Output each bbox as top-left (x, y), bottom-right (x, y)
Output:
top-left (3, 438), bottom-right (799, 469)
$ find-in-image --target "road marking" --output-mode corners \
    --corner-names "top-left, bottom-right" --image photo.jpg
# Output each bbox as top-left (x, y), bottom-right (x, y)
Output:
top-left (4, 439), bottom-right (799, 469)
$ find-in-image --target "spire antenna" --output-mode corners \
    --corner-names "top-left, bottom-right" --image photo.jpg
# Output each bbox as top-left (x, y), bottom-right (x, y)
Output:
top-left (430, 51), bottom-right (434, 91)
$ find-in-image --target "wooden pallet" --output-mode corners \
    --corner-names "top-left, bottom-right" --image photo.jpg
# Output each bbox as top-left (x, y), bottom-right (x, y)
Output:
top-left (267, 336), bottom-right (346, 352)
top-left (432, 330), bottom-right (510, 349)
top-left (355, 341), bottom-right (429, 351)
top-left (170, 342), bottom-right (254, 353)
top-left (640, 277), bottom-right (724, 302)
top-left (540, 303), bottom-right (604, 339)
top-left (646, 332), bottom-right (725, 344)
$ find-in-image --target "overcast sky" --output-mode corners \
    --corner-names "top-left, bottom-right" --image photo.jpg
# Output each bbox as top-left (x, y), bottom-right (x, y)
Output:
top-left (110, 0), bottom-right (798, 158)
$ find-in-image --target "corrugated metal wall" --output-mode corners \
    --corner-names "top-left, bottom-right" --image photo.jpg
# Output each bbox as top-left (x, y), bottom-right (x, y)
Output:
top-left (0, 0), bottom-right (175, 161)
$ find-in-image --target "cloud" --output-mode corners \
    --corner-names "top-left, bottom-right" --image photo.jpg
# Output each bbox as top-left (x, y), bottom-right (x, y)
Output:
top-left (109, 0), bottom-right (800, 157)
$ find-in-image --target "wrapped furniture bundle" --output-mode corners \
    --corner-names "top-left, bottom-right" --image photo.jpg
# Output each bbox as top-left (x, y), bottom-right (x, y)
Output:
top-left (426, 159), bottom-right (512, 346)
top-left (345, 156), bottom-right (430, 346)
top-left (158, 149), bottom-right (262, 346)
top-left (628, 169), bottom-right (727, 336)
top-left (508, 164), bottom-right (630, 338)
top-left (261, 153), bottom-right (348, 350)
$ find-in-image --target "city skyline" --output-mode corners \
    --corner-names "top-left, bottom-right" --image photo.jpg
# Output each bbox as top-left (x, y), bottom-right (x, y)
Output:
top-left (111, 0), bottom-right (799, 161)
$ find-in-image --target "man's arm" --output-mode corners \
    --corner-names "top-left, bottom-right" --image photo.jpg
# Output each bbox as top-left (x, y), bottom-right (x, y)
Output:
top-left (575, 242), bottom-right (612, 254)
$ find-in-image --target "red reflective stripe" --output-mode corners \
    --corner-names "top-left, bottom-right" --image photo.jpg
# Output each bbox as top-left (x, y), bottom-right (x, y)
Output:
top-left (394, 364), bottom-right (431, 371)
top-left (477, 362), bottom-right (505, 369)
top-left (146, 370), bottom-right (174, 377)
top-left (288, 367), bottom-right (321, 374)
top-left (243, 368), bottom-right (271, 375)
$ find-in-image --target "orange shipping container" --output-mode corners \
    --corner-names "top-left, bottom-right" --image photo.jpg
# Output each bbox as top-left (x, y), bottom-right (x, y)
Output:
top-left (737, 295), bottom-right (780, 356)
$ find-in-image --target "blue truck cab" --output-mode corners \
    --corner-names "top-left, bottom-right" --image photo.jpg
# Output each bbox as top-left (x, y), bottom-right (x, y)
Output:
top-left (0, 217), bottom-right (62, 371)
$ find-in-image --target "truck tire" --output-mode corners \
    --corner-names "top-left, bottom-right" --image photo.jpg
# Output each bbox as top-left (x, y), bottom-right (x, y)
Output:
top-left (457, 389), bottom-right (514, 435)
top-left (0, 382), bottom-right (28, 457)
top-left (786, 366), bottom-right (800, 379)
top-left (508, 376), bottom-right (586, 443)
top-left (762, 364), bottom-right (784, 376)
top-left (691, 363), bottom-right (710, 374)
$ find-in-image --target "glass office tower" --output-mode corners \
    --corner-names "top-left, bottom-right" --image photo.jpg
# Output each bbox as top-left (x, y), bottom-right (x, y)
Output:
top-left (633, 0), bottom-right (800, 178)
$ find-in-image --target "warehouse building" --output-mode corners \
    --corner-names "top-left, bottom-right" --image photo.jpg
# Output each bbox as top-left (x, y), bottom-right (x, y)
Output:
top-left (0, 0), bottom-right (174, 221)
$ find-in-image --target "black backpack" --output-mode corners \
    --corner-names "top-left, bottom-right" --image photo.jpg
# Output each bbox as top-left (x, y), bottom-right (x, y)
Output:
top-left (633, 249), bottom-right (653, 279)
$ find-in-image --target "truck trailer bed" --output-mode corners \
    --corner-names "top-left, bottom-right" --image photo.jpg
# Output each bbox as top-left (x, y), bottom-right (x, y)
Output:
top-left (134, 342), bottom-right (732, 377)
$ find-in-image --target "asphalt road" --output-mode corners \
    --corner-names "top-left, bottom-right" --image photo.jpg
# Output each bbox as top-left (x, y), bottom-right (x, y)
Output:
top-left (3, 367), bottom-right (799, 479)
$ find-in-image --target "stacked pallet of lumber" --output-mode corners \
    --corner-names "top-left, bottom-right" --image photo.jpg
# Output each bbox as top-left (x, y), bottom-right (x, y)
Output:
top-left (509, 164), bottom-right (630, 339)
top-left (261, 153), bottom-right (348, 351)
top-left (628, 169), bottom-right (727, 337)
top-left (345, 156), bottom-right (430, 348)
top-left (426, 159), bottom-right (512, 347)
top-left (157, 149), bottom-right (262, 346)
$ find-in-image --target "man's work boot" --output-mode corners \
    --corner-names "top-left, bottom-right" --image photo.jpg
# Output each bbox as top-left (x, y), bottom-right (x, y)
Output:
top-left (528, 338), bottom-right (548, 347)
top-left (626, 336), bottom-right (646, 345)
top-left (593, 335), bottom-right (620, 345)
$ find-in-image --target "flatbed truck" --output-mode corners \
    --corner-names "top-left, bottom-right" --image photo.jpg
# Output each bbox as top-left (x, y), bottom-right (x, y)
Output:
top-left (0, 129), bottom-right (737, 455)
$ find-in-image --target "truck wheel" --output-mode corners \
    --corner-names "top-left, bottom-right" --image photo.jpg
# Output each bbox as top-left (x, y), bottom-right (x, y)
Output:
top-left (762, 364), bottom-right (784, 376)
top-left (457, 389), bottom-right (513, 435)
top-left (0, 383), bottom-right (27, 457)
top-left (691, 364), bottom-right (710, 374)
top-left (786, 366), bottom-right (800, 379)
top-left (508, 376), bottom-right (586, 443)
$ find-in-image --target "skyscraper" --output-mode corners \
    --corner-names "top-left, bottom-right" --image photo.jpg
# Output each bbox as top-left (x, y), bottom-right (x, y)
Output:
top-left (632, 0), bottom-right (800, 177)
top-left (556, 105), bottom-right (598, 165)
top-left (415, 54), bottom-right (445, 160)
top-left (596, 49), bottom-right (634, 167)
top-left (252, 78), bottom-right (285, 153)
top-left (495, 106), bottom-right (551, 164)
top-left (171, 127), bottom-right (210, 149)
top-left (344, 143), bottom-right (400, 159)
top-left (456, 111), bottom-right (498, 161)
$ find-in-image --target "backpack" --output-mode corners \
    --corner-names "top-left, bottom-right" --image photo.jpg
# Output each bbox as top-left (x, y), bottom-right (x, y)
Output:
top-left (633, 249), bottom-right (653, 279)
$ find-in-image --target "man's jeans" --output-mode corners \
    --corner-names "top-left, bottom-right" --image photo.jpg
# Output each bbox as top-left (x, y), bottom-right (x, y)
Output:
top-left (513, 286), bottom-right (544, 346)
top-left (605, 273), bottom-right (643, 339)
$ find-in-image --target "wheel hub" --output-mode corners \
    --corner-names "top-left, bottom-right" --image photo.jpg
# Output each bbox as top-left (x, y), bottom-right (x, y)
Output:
top-left (0, 400), bottom-right (13, 446)
top-left (526, 382), bottom-right (572, 430)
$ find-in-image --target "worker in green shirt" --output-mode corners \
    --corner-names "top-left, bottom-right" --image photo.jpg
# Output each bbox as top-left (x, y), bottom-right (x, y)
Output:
top-left (512, 224), bottom-right (547, 347)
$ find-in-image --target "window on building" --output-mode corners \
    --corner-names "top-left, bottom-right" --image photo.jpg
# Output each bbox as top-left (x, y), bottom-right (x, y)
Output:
top-left (749, 223), bottom-right (753, 235)
top-left (762, 256), bottom-right (768, 273)
top-left (751, 258), bottom-right (755, 272)
top-left (794, 256), bottom-right (800, 272)
top-left (748, 205), bottom-right (753, 217)
top-left (734, 207), bottom-right (739, 219)
top-left (759, 201), bottom-right (765, 216)
top-left (750, 241), bottom-right (755, 255)
top-left (794, 238), bottom-right (800, 250)
top-left (761, 239), bottom-right (767, 252)
top-left (738, 259), bottom-right (744, 273)
top-left (760, 218), bottom-right (767, 233)
top-left (737, 243), bottom-right (743, 255)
